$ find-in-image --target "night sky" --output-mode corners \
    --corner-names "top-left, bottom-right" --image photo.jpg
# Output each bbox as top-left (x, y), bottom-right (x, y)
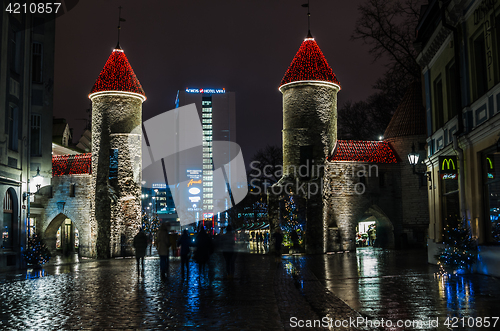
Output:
top-left (54, 0), bottom-right (388, 163)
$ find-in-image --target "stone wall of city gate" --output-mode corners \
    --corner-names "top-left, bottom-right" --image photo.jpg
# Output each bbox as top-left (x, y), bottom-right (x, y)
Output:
top-left (323, 161), bottom-right (404, 251)
top-left (40, 174), bottom-right (94, 257)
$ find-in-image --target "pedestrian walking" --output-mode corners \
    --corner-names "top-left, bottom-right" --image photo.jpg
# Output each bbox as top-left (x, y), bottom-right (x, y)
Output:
top-left (194, 227), bottom-right (213, 276)
top-left (221, 225), bottom-right (236, 279)
top-left (148, 232), bottom-right (153, 255)
top-left (133, 227), bottom-right (149, 277)
top-left (177, 229), bottom-right (191, 277)
top-left (156, 222), bottom-right (171, 279)
top-left (272, 228), bottom-right (283, 261)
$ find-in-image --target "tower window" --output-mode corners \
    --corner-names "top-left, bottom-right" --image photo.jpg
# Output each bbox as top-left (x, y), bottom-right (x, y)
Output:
top-left (109, 149), bottom-right (118, 179)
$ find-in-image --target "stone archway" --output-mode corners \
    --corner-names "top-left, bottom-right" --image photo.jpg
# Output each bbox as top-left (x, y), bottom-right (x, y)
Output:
top-left (43, 210), bottom-right (82, 256)
top-left (358, 205), bottom-right (395, 249)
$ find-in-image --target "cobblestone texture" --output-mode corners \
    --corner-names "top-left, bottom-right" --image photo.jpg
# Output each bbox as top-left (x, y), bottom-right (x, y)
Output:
top-left (2, 249), bottom-right (500, 330)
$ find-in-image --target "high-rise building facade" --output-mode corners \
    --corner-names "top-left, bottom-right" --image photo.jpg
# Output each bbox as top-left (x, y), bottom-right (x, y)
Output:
top-left (176, 88), bottom-right (236, 230)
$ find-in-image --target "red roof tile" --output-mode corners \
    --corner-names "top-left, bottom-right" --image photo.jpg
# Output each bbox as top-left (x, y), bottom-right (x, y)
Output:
top-left (52, 154), bottom-right (92, 176)
top-left (89, 48), bottom-right (145, 98)
top-left (280, 38), bottom-right (340, 88)
top-left (329, 140), bottom-right (397, 163)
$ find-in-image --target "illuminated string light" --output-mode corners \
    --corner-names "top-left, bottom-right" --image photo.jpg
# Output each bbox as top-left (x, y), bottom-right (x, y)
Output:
top-left (89, 48), bottom-right (146, 100)
top-left (329, 140), bottom-right (397, 163)
top-left (52, 154), bottom-right (92, 176)
top-left (280, 38), bottom-right (340, 89)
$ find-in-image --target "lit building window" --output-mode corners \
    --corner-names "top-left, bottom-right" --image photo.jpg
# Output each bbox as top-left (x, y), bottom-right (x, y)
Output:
top-left (203, 187), bottom-right (213, 192)
top-left (202, 118), bottom-right (212, 123)
top-left (202, 113), bottom-right (211, 118)
top-left (202, 107), bottom-right (212, 112)
top-left (202, 125), bottom-right (212, 129)
top-left (203, 170), bottom-right (213, 175)
top-left (203, 164), bottom-right (212, 169)
top-left (203, 175), bottom-right (213, 181)
top-left (203, 147), bottom-right (212, 152)
top-left (203, 153), bottom-right (212, 158)
top-left (203, 181), bottom-right (213, 186)
top-left (203, 159), bottom-right (211, 164)
top-left (203, 193), bottom-right (213, 198)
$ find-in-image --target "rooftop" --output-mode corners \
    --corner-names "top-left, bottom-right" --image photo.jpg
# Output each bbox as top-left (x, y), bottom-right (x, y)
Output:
top-left (329, 140), bottom-right (397, 163)
top-left (384, 81), bottom-right (427, 140)
top-left (280, 38), bottom-right (340, 89)
top-left (89, 48), bottom-right (146, 100)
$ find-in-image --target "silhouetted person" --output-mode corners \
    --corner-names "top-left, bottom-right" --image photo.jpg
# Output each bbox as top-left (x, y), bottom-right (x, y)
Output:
top-left (133, 227), bottom-right (149, 277)
top-left (221, 225), bottom-right (236, 279)
top-left (195, 228), bottom-right (213, 276)
top-left (156, 222), bottom-right (171, 279)
top-left (272, 228), bottom-right (283, 261)
top-left (177, 229), bottom-right (191, 277)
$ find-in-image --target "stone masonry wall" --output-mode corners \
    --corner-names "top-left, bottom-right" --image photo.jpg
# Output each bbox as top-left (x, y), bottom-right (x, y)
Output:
top-left (41, 175), bottom-right (93, 257)
top-left (91, 94), bottom-right (142, 258)
top-left (387, 135), bottom-right (430, 246)
top-left (323, 161), bottom-right (404, 251)
top-left (272, 82), bottom-right (339, 254)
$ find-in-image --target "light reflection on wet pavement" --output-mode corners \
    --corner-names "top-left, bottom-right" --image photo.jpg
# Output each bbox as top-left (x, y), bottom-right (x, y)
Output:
top-left (1, 248), bottom-right (499, 330)
top-left (300, 248), bottom-right (500, 331)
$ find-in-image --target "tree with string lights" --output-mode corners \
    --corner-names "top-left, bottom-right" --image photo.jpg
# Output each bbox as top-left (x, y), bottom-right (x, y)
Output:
top-left (435, 218), bottom-right (477, 274)
top-left (24, 235), bottom-right (51, 267)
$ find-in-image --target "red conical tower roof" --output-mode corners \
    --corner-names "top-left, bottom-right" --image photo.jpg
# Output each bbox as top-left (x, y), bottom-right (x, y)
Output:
top-left (89, 48), bottom-right (146, 101)
top-left (280, 37), bottom-right (340, 90)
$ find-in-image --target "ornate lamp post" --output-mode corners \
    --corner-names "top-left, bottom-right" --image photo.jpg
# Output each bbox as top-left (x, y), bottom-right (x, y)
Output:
top-left (24, 168), bottom-right (44, 239)
top-left (407, 144), bottom-right (431, 187)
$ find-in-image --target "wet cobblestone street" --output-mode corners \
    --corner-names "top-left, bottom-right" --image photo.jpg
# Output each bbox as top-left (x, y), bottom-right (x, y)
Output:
top-left (1, 248), bottom-right (499, 330)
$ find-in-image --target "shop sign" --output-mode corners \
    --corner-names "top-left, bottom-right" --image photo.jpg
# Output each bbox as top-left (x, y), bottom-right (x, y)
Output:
top-left (439, 156), bottom-right (458, 179)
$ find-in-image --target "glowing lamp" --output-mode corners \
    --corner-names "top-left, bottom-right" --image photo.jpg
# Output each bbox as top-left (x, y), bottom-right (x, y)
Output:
top-left (407, 144), bottom-right (420, 166)
top-left (407, 143), bottom-right (431, 187)
top-left (33, 167), bottom-right (43, 192)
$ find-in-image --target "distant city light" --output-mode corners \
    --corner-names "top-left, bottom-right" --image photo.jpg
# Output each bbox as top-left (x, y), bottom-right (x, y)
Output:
top-left (185, 88), bottom-right (225, 94)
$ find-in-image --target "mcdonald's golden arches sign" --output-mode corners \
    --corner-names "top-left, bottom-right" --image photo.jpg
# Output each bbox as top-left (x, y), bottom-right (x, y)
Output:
top-left (439, 156), bottom-right (457, 179)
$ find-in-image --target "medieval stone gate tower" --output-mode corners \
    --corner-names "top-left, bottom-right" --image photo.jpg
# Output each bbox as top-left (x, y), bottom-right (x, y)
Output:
top-left (89, 46), bottom-right (146, 258)
top-left (270, 34), bottom-right (340, 254)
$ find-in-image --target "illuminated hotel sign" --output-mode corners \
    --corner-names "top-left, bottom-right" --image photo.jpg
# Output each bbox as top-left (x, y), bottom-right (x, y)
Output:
top-left (186, 169), bottom-right (202, 212)
top-left (439, 156), bottom-right (458, 179)
top-left (152, 183), bottom-right (167, 189)
top-left (185, 88), bottom-right (225, 94)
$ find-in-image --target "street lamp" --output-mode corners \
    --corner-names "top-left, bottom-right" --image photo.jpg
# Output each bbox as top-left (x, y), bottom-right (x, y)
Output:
top-left (23, 168), bottom-right (43, 201)
top-left (32, 167), bottom-right (43, 192)
top-left (407, 144), bottom-right (431, 187)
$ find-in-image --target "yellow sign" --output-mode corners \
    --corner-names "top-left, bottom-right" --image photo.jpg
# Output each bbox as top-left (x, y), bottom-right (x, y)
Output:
top-left (439, 156), bottom-right (457, 174)
top-left (187, 179), bottom-right (202, 187)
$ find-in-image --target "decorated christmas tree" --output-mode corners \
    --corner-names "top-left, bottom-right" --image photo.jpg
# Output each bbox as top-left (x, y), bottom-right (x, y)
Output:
top-left (24, 235), bottom-right (51, 266)
top-left (435, 218), bottom-right (477, 274)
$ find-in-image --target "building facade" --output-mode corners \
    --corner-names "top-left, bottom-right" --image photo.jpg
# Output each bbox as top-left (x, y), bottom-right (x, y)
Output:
top-left (176, 88), bottom-right (236, 231)
top-left (0, 11), bottom-right (55, 269)
top-left (416, 0), bottom-right (500, 276)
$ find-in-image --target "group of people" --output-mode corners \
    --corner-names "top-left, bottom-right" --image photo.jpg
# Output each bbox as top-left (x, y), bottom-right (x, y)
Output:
top-left (132, 223), bottom-right (237, 280)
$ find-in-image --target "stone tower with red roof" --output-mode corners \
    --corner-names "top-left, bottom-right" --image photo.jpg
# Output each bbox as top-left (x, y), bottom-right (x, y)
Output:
top-left (269, 33), bottom-right (341, 254)
top-left (89, 46), bottom-right (146, 258)
top-left (272, 33), bottom-right (428, 254)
